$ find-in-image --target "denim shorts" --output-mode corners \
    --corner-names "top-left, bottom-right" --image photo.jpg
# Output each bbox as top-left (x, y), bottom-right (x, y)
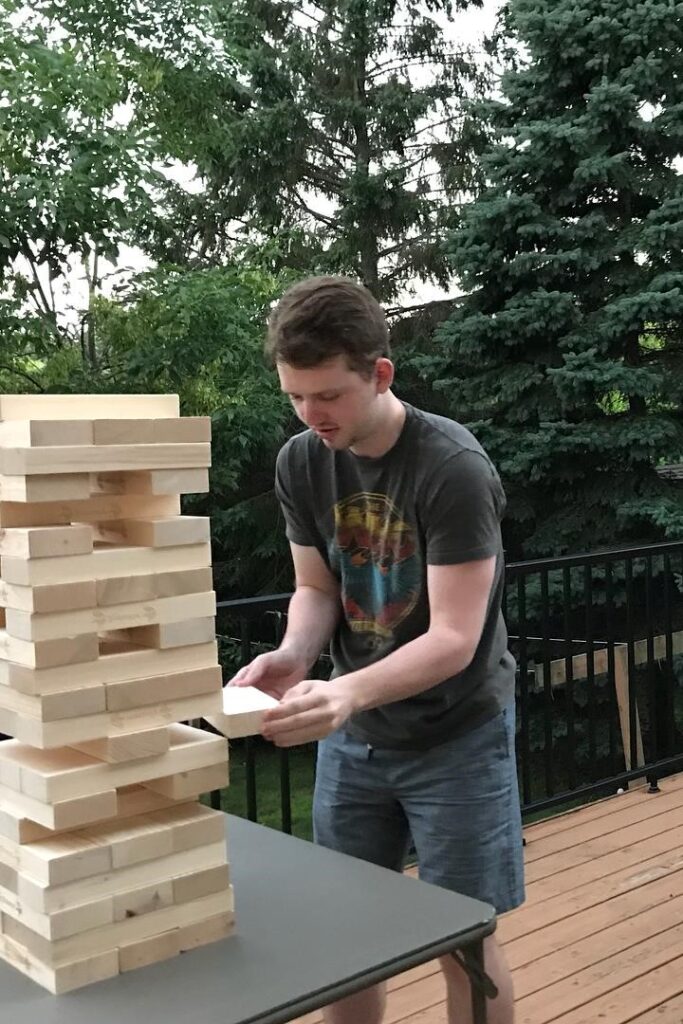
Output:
top-left (313, 702), bottom-right (525, 915)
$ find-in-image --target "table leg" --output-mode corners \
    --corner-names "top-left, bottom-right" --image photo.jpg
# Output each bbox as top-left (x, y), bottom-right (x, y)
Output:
top-left (461, 940), bottom-right (489, 1024)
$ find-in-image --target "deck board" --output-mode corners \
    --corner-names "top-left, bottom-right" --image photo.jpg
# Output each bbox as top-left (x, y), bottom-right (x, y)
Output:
top-left (291, 772), bottom-right (683, 1024)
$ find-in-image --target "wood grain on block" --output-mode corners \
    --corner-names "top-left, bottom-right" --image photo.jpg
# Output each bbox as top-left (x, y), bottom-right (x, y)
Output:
top-left (144, 761), bottom-right (228, 800)
top-left (92, 467), bottom-right (209, 496)
top-left (1, 640), bottom-right (218, 694)
top-left (0, 678), bottom-right (106, 721)
top-left (0, 419), bottom-right (93, 447)
top-left (95, 515), bottom-right (210, 548)
top-left (0, 443), bottom-right (210, 476)
top-left (118, 928), bottom-right (180, 973)
top-left (0, 393), bottom-right (179, 420)
top-left (106, 616), bottom-right (216, 650)
top-left (206, 684), bottom-right (279, 738)
top-left (0, 541), bottom-right (212, 585)
top-left (95, 566), bottom-right (212, 606)
top-left (0, 723), bottom-right (227, 803)
top-left (20, 841), bottom-right (227, 915)
top-left (0, 630), bottom-right (99, 669)
top-left (5, 590), bottom-right (216, 642)
top-left (105, 664), bottom-right (221, 712)
top-left (113, 879), bottom-right (174, 921)
top-left (0, 784), bottom-right (118, 831)
top-left (0, 690), bottom-right (221, 749)
top-left (0, 473), bottom-right (91, 503)
top-left (0, 492), bottom-right (179, 528)
top-left (72, 727), bottom-right (171, 764)
top-left (0, 579), bottom-right (96, 614)
top-left (92, 417), bottom-right (211, 445)
top-left (0, 932), bottom-right (119, 994)
top-left (147, 803), bottom-right (226, 853)
top-left (178, 910), bottom-right (234, 952)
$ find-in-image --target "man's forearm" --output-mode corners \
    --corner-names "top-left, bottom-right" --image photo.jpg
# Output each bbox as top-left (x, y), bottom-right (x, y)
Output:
top-left (280, 585), bottom-right (340, 669)
top-left (338, 627), bottom-right (475, 713)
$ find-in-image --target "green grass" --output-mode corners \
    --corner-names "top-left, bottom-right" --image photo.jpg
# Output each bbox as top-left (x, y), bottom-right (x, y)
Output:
top-left (210, 739), bottom-right (317, 840)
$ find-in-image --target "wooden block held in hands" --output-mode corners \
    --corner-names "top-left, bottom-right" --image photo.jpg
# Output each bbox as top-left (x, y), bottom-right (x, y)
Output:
top-left (206, 685), bottom-right (279, 739)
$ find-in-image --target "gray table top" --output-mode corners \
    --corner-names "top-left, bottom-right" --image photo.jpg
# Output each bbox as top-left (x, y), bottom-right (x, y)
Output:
top-left (2, 813), bottom-right (496, 1024)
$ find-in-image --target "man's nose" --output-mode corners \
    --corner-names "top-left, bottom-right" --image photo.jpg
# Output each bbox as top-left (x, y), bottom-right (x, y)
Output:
top-left (301, 399), bottom-right (320, 424)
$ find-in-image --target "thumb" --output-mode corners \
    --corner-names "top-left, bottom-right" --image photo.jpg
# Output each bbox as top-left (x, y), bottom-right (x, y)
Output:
top-left (229, 658), bottom-right (266, 687)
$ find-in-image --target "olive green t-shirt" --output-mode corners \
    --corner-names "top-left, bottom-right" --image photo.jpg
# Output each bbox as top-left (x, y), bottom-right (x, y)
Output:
top-left (275, 402), bottom-right (516, 749)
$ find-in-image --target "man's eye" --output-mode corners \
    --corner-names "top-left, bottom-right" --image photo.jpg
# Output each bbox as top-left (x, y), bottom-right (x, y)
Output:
top-left (320, 393), bottom-right (340, 402)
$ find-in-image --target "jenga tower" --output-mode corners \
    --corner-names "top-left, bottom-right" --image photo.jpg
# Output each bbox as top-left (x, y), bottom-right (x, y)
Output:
top-left (0, 394), bottom-right (233, 993)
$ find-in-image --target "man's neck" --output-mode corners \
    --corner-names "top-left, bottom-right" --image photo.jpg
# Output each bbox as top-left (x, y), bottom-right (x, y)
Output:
top-left (350, 394), bottom-right (407, 459)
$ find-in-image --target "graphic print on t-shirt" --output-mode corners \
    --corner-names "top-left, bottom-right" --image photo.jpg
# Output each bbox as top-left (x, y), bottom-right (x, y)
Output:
top-left (328, 492), bottom-right (421, 644)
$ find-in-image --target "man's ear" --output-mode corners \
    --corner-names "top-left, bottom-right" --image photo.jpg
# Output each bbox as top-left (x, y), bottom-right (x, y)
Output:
top-left (375, 357), bottom-right (395, 393)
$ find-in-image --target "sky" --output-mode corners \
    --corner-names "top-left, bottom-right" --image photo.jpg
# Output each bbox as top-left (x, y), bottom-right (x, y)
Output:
top-left (49, 0), bottom-right (503, 327)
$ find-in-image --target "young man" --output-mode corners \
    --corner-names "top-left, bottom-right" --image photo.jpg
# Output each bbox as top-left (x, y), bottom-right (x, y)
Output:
top-left (230, 276), bottom-right (524, 1024)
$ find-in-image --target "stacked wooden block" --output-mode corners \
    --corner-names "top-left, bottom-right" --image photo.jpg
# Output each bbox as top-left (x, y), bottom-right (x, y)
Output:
top-left (0, 393), bottom-right (233, 993)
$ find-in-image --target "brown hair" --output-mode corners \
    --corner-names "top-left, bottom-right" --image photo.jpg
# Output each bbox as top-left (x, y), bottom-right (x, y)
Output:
top-left (265, 276), bottom-right (391, 376)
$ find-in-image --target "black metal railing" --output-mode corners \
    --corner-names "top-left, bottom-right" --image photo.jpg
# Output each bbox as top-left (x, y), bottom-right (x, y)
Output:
top-left (210, 540), bottom-right (683, 835)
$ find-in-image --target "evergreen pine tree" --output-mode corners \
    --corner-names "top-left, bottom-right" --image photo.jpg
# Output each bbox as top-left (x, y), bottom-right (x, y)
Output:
top-left (428, 0), bottom-right (683, 557)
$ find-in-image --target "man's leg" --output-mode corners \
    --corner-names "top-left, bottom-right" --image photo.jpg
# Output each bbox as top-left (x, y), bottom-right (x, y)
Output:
top-left (439, 935), bottom-right (514, 1024)
top-left (313, 731), bottom-right (412, 1024)
top-left (322, 983), bottom-right (387, 1024)
top-left (399, 705), bottom-right (525, 1024)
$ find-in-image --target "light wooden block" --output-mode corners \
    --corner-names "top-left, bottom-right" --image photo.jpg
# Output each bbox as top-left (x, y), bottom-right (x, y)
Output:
top-left (0, 443), bottom-right (210, 476)
top-left (0, 808), bottom-right (53, 845)
top-left (1, 641), bottom-right (218, 694)
top-left (0, 579), bottom-right (97, 614)
top-left (0, 630), bottom-right (99, 669)
top-left (92, 468), bottom-right (209, 496)
top-left (0, 541), bottom-right (212, 585)
top-left (178, 910), bottom-right (234, 951)
top-left (5, 590), bottom-right (216, 642)
top-left (0, 492), bottom-right (180, 528)
top-left (0, 420), bottom-right (93, 447)
top-left (0, 932), bottom-right (119, 993)
top-left (172, 863), bottom-right (230, 905)
top-left (206, 685), bottom-right (279, 738)
top-left (144, 762), bottom-right (228, 800)
top-left (0, 784), bottom-right (118, 831)
top-left (72, 727), bottom-right (171, 764)
top-left (95, 515), bottom-right (210, 549)
top-left (0, 724), bottom-right (227, 803)
top-left (0, 474), bottom-right (91, 502)
top-left (93, 417), bottom-right (210, 445)
top-left (118, 927), bottom-right (180, 972)
top-left (0, 394), bottom-right (179, 420)
top-left (94, 566), bottom-right (212, 606)
top-left (0, 523), bottom-right (93, 559)
top-left (0, 884), bottom-right (114, 941)
top-left (105, 665), bottom-right (221, 712)
top-left (0, 678), bottom-right (106, 721)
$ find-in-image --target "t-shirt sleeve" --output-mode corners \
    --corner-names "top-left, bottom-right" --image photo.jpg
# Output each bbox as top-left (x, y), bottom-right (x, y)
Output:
top-left (274, 442), bottom-right (319, 548)
top-left (420, 449), bottom-right (505, 565)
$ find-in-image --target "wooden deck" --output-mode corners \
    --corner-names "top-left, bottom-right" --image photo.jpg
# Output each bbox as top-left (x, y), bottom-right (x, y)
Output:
top-left (294, 771), bottom-right (683, 1024)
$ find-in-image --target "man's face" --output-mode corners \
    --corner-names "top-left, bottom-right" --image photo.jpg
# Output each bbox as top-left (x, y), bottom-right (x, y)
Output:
top-left (277, 355), bottom-right (391, 451)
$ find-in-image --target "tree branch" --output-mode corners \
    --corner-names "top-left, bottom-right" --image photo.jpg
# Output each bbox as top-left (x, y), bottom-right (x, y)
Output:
top-left (0, 364), bottom-right (46, 390)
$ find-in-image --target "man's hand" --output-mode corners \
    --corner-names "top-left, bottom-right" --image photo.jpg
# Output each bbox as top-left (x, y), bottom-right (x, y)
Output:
top-left (228, 648), bottom-right (309, 701)
top-left (261, 679), bottom-right (357, 747)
